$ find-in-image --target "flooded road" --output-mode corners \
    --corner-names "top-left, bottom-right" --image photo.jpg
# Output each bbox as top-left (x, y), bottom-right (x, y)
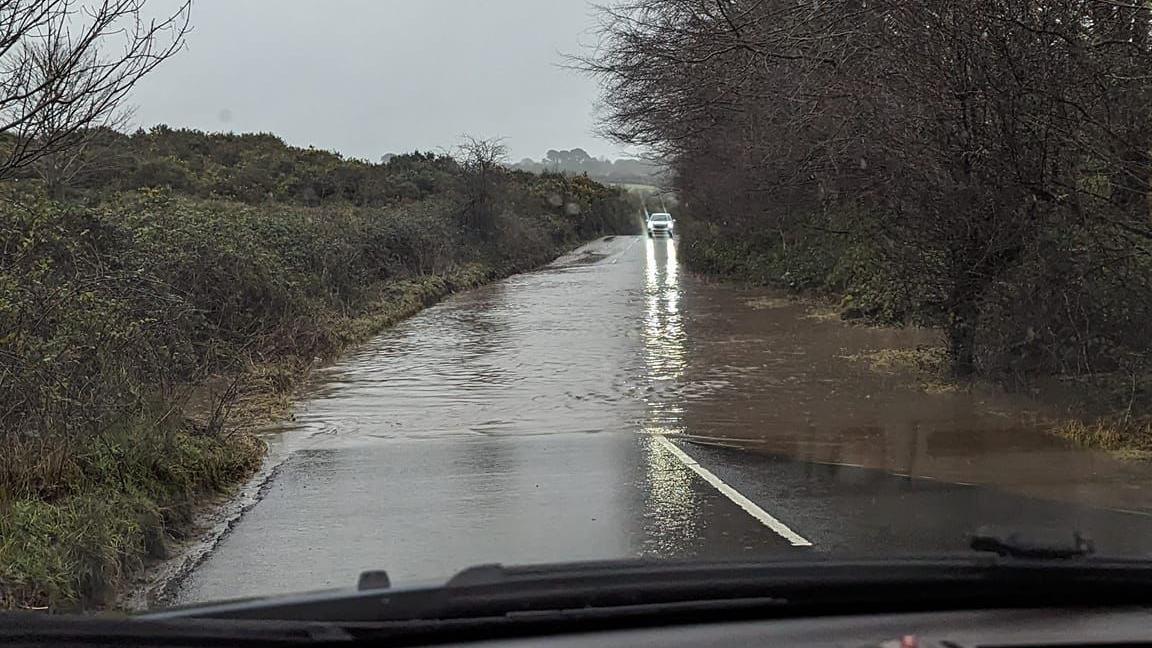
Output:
top-left (175, 235), bottom-right (1152, 604)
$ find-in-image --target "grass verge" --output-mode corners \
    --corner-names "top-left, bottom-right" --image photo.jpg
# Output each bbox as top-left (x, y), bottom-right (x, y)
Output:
top-left (837, 346), bottom-right (958, 393)
top-left (838, 345), bottom-right (1152, 457)
top-left (0, 430), bottom-right (264, 611)
top-left (1053, 416), bottom-right (1152, 460)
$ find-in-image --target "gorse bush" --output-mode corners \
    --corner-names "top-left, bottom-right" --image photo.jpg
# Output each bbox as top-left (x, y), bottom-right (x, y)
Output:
top-left (0, 197), bottom-right (197, 442)
top-left (26, 126), bottom-right (465, 207)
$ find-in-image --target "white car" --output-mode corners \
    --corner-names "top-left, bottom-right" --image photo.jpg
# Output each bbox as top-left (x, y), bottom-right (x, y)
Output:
top-left (646, 212), bottom-right (674, 238)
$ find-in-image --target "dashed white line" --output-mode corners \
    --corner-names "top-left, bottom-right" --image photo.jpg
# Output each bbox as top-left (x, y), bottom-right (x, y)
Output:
top-left (610, 235), bottom-right (642, 263)
top-left (653, 435), bottom-right (813, 547)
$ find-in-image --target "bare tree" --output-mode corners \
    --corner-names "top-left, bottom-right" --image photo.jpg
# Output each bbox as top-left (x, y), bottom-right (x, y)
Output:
top-left (0, 0), bottom-right (190, 182)
top-left (457, 135), bottom-right (508, 238)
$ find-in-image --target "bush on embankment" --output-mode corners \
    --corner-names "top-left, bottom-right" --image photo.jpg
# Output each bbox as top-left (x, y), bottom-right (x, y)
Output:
top-left (0, 142), bottom-right (636, 610)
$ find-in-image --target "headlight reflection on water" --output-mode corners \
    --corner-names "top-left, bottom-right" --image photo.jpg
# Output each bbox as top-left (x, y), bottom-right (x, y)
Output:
top-left (640, 235), bottom-right (703, 548)
top-left (642, 235), bottom-right (684, 383)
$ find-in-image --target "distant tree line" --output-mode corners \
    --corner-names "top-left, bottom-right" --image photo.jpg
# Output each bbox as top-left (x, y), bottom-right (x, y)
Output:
top-left (588, 0), bottom-right (1152, 399)
top-left (509, 147), bottom-right (665, 186)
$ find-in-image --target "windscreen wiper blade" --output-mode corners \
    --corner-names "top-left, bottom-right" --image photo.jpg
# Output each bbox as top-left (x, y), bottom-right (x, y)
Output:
top-left (970, 525), bottom-right (1095, 559)
top-left (140, 554), bottom-right (1152, 624)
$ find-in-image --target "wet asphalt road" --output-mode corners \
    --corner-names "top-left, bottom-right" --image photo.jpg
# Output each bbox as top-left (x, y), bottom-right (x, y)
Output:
top-left (174, 235), bottom-right (1152, 605)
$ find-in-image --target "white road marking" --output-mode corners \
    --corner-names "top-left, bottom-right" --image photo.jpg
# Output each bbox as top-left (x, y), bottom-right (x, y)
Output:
top-left (653, 435), bottom-right (813, 547)
top-left (1110, 507), bottom-right (1152, 519)
top-left (610, 235), bottom-right (642, 263)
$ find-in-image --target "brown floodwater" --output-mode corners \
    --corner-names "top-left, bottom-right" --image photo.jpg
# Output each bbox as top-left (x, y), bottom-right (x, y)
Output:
top-left (645, 238), bottom-right (1152, 514)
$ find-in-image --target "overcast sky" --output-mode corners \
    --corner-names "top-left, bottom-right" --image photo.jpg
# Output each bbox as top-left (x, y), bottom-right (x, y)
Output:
top-left (129, 0), bottom-right (626, 161)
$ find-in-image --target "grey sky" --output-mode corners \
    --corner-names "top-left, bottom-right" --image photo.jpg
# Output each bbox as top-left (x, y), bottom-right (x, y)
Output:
top-left (129, 0), bottom-right (624, 161)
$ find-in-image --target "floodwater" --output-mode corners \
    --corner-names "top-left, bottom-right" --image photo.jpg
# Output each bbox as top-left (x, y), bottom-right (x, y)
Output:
top-left (171, 235), bottom-right (1152, 605)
